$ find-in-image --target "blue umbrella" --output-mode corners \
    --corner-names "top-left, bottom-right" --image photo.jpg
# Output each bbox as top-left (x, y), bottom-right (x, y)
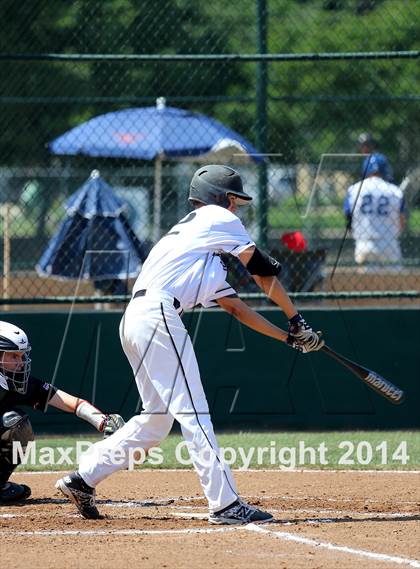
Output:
top-left (49, 98), bottom-right (259, 160)
top-left (49, 98), bottom-right (261, 240)
top-left (36, 170), bottom-right (145, 283)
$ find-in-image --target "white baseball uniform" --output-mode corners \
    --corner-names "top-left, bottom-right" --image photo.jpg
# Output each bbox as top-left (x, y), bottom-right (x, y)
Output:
top-left (344, 177), bottom-right (405, 267)
top-left (78, 205), bottom-right (254, 512)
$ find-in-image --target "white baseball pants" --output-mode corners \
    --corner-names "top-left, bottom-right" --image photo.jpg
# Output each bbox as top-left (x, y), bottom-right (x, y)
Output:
top-left (78, 290), bottom-right (238, 513)
top-left (355, 239), bottom-right (402, 266)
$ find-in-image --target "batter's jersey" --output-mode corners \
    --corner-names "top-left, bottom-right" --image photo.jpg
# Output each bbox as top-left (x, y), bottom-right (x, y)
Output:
top-left (344, 177), bottom-right (405, 242)
top-left (133, 205), bottom-right (255, 309)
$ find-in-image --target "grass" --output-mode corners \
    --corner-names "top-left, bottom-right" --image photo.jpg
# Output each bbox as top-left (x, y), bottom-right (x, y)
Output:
top-left (16, 431), bottom-right (420, 472)
top-left (409, 209), bottom-right (420, 232)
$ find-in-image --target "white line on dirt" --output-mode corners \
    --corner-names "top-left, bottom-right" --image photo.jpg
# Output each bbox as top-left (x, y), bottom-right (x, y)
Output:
top-left (0, 527), bottom-right (238, 537)
top-left (4, 506), bottom-right (416, 525)
top-left (15, 471), bottom-right (63, 475)
top-left (170, 512), bottom-right (209, 519)
top-left (16, 469), bottom-right (420, 475)
top-left (186, 468), bottom-right (418, 474)
top-left (3, 521), bottom-right (419, 567)
top-left (271, 509), bottom-right (418, 518)
top-left (98, 494), bottom-right (419, 506)
top-left (247, 524), bottom-right (420, 567)
top-left (236, 470), bottom-right (420, 474)
top-left (265, 509), bottom-right (418, 519)
top-left (107, 494), bottom-right (419, 506)
top-left (166, 509), bottom-right (417, 524)
top-left (246, 495), bottom-right (420, 506)
top-left (107, 502), bottom-right (418, 520)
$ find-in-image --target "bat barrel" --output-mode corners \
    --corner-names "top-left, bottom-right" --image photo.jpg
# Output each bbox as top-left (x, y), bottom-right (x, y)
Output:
top-left (363, 371), bottom-right (405, 404)
top-left (321, 345), bottom-right (405, 405)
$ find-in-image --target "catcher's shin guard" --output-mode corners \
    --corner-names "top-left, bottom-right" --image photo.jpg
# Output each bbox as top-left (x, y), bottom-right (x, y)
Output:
top-left (0, 410), bottom-right (34, 487)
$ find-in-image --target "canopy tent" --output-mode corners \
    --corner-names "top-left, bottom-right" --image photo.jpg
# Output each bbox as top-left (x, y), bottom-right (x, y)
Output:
top-left (36, 170), bottom-right (145, 286)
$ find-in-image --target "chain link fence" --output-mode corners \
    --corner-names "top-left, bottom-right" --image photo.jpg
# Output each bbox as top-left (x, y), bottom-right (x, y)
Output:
top-left (1, 0), bottom-right (419, 308)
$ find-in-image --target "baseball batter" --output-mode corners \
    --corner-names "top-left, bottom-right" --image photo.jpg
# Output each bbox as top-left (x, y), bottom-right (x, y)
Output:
top-left (344, 154), bottom-right (406, 269)
top-left (0, 320), bottom-right (124, 504)
top-left (57, 165), bottom-right (324, 524)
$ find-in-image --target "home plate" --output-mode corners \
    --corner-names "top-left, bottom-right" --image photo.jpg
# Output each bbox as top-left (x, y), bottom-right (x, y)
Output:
top-left (170, 512), bottom-right (209, 520)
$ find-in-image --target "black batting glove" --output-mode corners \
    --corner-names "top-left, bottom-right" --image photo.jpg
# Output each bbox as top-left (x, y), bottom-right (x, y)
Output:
top-left (102, 414), bottom-right (125, 438)
top-left (287, 313), bottom-right (325, 353)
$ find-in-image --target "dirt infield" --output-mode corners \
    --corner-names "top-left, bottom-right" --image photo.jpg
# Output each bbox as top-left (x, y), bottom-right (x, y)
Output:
top-left (1, 470), bottom-right (419, 569)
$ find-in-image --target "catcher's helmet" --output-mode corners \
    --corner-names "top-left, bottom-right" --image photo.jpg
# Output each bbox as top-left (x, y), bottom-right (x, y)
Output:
top-left (0, 321), bottom-right (31, 394)
top-left (188, 165), bottom-right (252, 208)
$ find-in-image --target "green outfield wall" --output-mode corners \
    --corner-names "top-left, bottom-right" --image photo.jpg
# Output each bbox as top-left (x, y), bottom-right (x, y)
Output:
top-left (4, 308), bottom-right (420, 432)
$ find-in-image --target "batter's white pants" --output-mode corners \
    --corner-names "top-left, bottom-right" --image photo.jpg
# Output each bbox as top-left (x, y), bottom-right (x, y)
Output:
top-left (78, 290), bottom-right (238, 513)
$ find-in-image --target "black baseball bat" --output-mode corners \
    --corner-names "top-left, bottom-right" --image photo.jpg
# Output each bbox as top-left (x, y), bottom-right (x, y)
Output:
top-left (321, 345), bottom-right (405, 405)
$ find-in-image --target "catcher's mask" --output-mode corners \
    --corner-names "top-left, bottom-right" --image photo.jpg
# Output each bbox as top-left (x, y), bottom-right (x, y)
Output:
top-left (0, 321), bottom-right (32, 394)
top-left (188, 165), bottom-right (252, 209)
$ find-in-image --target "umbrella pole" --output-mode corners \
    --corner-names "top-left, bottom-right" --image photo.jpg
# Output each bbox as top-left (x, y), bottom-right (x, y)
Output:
top-left (2, 202), bottom-right (11, 307)
top-left (153, 154), bottom-right (163, 243)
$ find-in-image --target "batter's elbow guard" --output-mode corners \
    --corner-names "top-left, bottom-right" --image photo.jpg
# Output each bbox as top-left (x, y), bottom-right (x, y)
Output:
top-left (246, 247), bottom-right (282, 277)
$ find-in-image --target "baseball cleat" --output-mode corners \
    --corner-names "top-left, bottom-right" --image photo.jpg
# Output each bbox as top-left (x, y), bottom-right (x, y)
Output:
top-left (0, 482), bottom-right (31, 505)
top-left (209, 499), bottom-right (274, 525)
top-left (55, 471), bottom-right (102, 519)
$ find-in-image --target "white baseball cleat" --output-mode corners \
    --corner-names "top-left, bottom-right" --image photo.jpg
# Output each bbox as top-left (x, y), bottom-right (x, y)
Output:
top-left (55, 471), bottom-right (102, 519)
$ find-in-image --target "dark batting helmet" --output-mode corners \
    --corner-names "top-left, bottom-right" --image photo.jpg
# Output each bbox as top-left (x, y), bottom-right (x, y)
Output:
top-left (188, 165), bottom-right (252, 208)
top-left (357, 132), bottom-right (377, 147)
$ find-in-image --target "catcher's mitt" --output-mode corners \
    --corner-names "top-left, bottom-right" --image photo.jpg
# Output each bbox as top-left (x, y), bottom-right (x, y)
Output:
top-left (102, 414), bottom-right (125, 438)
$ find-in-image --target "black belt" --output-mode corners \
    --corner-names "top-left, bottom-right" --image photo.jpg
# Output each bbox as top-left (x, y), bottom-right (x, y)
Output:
top-left (133, 289), bottom-right (181, 311)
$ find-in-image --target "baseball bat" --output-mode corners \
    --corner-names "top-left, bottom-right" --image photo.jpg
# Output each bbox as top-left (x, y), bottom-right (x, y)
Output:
top-left (321, 345), bottom-right (405, 405)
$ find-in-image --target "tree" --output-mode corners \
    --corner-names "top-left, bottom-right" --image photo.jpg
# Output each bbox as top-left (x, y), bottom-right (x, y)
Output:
top-left (0, 0), bottom-right (418, 171)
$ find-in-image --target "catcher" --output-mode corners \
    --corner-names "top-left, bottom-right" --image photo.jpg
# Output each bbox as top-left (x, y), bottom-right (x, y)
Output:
top-left (0, 320), bottom-right (125, 505)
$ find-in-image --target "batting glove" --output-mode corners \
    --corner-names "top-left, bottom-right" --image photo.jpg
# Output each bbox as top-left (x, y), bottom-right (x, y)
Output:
top-left (102, 414), bottom-right (125, 438)
top-left (287, 313), bottom-right (324, 353)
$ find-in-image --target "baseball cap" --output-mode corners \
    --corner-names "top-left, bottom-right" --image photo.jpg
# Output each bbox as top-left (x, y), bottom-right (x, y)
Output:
top-left (358, 132), bottom-right (376, 146)
top-left (362, 153), bottom-right (389, 178)
top-left (281, 231), bottom-right (307, 253)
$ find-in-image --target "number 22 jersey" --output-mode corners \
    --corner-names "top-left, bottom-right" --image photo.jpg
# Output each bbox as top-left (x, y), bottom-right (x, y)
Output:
top-left (344, 177), bottom-right (405, 242)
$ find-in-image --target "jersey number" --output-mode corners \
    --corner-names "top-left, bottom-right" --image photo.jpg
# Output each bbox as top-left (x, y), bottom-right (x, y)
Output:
top-left (360, 194), bottom-right (390, 216)
top-left (165, 211), bottom-right (196, 237)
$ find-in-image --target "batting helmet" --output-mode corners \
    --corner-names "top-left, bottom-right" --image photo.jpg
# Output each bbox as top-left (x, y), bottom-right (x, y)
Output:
top-left (188, 165), bottom-right (252, 208)
top-left (0, 321), bottom-right (31, 394)
top-left (357, 132), bottom-right (377, 147)
top-left (362, 153), bottom-right (389, 178)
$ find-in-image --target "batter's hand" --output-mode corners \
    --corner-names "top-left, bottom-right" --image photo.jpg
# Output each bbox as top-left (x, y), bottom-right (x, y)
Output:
top-left (102, 414), bottom-right (125, 438)
top-left (287, 313), bottom-right (324, 353)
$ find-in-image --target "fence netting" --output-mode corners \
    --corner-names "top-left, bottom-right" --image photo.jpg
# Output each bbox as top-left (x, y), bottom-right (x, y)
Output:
top-left (0, 1), bottom-right (419, 308)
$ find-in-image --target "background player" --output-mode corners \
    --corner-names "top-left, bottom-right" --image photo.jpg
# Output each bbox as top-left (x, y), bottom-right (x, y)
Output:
top-left (56, 165), bottom-right (324, 525)
top-left (357, 132), bottom-right (394, 183)
top-left (0, 320), bottom-right (124, 504)
top-left (344, 154), bottom-right (406, 271)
